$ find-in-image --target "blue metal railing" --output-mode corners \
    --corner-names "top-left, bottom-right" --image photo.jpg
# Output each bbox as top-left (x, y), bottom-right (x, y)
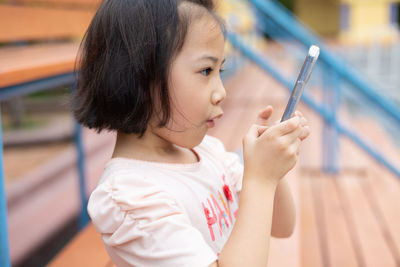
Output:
top-left (0, 111), bottom-right (11, 267)
top-left (226, 33), bottom-right (400, 178)
top-left (251, 0), bottom-right (400, 125)
top-left (225, 0), bottom-right (400, 179)
top-left (0, 74), bottom-right (90, 266)
top-left (74, 119), bottom-right (90, 229)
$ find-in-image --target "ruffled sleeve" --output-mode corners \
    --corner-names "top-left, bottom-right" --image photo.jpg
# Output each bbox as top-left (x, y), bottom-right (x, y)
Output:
top-left (87, 173), bottom-right (217, 267)
top-left (202, 135), bottom-right (244, 193)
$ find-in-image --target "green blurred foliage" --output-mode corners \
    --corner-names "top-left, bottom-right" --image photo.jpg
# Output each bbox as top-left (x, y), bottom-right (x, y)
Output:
top-left (2, 114), bottom-right (46, 131)
top-left (28, 87), bottom-right (70, 99)
top-left (278, 0), bottom-right (294, 12)
top-left (398, 4), bottom-right (400, 25)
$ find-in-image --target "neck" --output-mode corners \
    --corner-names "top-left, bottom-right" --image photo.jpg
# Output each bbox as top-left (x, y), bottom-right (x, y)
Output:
top-left (112, 127), bottom-right (198, 164)
top-left (113, 129), bottom-right (175, 157)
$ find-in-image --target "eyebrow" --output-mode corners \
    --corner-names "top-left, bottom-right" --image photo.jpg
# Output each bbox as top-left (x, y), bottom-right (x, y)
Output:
top-left (198, 56), bottom-right (226, 65)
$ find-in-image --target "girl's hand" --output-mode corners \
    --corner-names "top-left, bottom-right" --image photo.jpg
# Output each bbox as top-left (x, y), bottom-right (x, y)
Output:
top-left (256, 106), bottom-right (310, 141)
top-left (242, 106), bottom-right (310, 187)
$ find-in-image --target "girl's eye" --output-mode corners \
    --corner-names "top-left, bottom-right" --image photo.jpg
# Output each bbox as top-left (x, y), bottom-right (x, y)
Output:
top-left (200, 68), bottom-right (225, 76)
top-left (201, 68), bottom-right (213, 76)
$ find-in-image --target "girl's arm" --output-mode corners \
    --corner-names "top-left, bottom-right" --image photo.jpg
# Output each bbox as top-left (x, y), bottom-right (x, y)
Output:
top-left (216, 174), bottom-right (278, 267)
top-left (216, 115), bottom-right (305, 267)
top-left (256, 107), bottom-right (303, 238)
top-left (271, 178), bottom-right (296, 238)
top-left (211, 109), bottom-right (309, 267)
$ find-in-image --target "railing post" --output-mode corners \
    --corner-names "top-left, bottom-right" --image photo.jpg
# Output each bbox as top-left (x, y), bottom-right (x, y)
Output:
top-left (0, 109), bottom-right (11, 267)
top-left (322, 65), bottom-right (340, 174)
top-left (74, 120), bottom-right (89, 229)
top-left (229, 32), bottom-right (400, 179)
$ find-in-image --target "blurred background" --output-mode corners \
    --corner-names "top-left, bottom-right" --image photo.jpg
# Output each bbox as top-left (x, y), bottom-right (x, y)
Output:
top-left (0, 0), bottom-right (399, 266)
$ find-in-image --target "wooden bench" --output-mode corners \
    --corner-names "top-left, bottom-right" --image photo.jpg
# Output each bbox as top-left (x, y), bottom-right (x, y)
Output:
top-left (0, 0), bottom-right (100, 98)
top-left (0, 0), bottom-right (102, 264)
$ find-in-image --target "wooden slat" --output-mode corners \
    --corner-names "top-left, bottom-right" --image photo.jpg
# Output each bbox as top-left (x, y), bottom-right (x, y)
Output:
top-left (0, 42), bottom-right (79, 87)
top-left (268, 168), bottom-right (301, 267)
top-left (318, 176), bottom-right (359, 267)
top-left (300, 175), bottom-right (324, 267)
top-left (364, 168), bottom-right (400, 265)
top-left (0, 5), bottom-right (95, 42)
top-left (48, 223), bottom-right (111, 267)
top-left (337, 175), bottom-right (397, 267)
top-left (14, 0), bottom-right (100, 7)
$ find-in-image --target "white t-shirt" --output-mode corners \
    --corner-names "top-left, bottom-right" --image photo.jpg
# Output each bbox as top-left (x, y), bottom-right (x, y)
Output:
top-left (87, 135), bottom-right (244, 267)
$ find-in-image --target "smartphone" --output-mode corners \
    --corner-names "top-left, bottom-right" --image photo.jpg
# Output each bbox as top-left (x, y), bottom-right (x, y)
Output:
top-left (281, 45), bottom-right (320, 122)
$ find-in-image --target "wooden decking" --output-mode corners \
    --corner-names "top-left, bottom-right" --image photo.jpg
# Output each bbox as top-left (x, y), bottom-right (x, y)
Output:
top-left (48, 224), bottom-right (115, 267)
top-left (224, 64), bottom-right (400, 267)
top-left (300, 170), bottom-right (400, 267)
top-left (50, 62), bottom-right (400, 266)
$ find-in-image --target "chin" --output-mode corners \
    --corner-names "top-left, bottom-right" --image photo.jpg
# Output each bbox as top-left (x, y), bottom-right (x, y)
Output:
top-left (174, 131), bottom-right (206, 149)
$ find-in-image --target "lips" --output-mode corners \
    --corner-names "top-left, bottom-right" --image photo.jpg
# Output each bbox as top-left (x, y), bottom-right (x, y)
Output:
top-left (206, 120), bottom-right (215, 128)
top-left (206, 113), bottom-right (223, 128)
top-left (210, 113), bottom-right (223, 121)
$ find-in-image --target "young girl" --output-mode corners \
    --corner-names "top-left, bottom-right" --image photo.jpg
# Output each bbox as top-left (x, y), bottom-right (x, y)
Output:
top-left (73, 0), bottom-right (310, 266)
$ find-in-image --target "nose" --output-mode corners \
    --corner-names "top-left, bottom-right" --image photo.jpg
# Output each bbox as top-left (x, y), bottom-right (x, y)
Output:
top-left (212, 79), bottom-right (226, 105)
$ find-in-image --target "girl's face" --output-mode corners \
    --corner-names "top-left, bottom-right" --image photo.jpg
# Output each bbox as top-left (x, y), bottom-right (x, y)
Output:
top-left (152, 14), bottom-right (226, 148)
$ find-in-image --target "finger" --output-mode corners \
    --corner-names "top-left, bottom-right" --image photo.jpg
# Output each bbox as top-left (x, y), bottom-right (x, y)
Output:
top-left (272, 119), bottom-right (280, 126)
top-left (256, 106), bottom-right (273, 126)
top-left (264, 115), bottom-right (300, 137)
top-left (284, 137), bottom-right (301, 159)
top-left (294, 110), bottom-right (304, 118)
top-left (299, 125), bottom-right (310, 140)
top-left (279, 125), bottom-right (302, 144)
top-left (246, 124), bottom-right (260, 140)
top-left (299, 116), bottom-right (308, 127)
top-left (246, 124), bottom-right (269, 139)
top-left (292, 138), bottom-right (301, 156)
top-left (257, 125), bottom-right (269, 136)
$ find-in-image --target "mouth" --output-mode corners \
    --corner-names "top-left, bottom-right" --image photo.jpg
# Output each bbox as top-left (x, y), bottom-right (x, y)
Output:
top-left (206, 113), bottom-right (223, 128)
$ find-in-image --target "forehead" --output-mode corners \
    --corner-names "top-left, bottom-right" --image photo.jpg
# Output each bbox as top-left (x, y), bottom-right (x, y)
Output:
top-left (178, 14), bottom-right (225, 61)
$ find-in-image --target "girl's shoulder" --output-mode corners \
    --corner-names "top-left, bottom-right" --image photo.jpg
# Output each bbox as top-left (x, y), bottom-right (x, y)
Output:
top-left (87, 163), bottom-right (183, 233)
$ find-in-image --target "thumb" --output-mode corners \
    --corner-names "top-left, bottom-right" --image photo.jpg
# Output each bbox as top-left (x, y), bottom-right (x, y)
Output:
top-left (256, 105), bottom-right (273, 126)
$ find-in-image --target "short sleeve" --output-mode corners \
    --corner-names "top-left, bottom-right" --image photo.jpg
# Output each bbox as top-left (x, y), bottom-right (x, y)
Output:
top-left (202, 135), bottom-right (244, 193)
top-left (87, 174), bottom-right (217, 267)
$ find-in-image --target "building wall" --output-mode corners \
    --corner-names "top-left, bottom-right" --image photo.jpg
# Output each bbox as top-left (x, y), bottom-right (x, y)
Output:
top-left (295, 0), bottom-right (340, 36)
top-left (342, 1), bottom-right (399, 43)
top-left (294, 0), bottom-right (399, 43)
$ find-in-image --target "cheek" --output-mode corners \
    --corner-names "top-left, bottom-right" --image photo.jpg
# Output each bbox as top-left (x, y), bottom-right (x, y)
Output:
top-left (170, 80), bottom-right (208, 118)
top-left (170, 95), bottom-right (205, 125)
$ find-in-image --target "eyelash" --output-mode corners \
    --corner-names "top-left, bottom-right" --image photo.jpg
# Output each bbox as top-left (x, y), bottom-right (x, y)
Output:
top-left (200, 67), bottom-right (225, 76)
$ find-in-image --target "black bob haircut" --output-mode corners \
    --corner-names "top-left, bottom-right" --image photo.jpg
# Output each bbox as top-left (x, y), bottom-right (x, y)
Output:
top-left (72, 0), bottom-right (225, 136)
